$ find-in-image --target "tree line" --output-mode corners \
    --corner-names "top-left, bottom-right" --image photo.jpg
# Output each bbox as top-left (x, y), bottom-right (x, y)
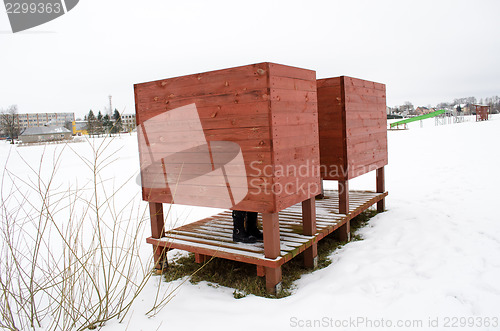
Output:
top-left (84, 109), bottom-right (123, 136)
top-left (0, 105), bottom-right (126, 144)
top-left (389, 95), bottom-right (500, 115)
top-left (0, 105), bottom-right (20, 144)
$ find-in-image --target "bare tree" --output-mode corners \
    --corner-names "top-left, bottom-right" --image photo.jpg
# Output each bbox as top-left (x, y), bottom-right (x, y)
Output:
top-left (437, 102), bottom-right (451, 110)
top-left (401, 101), bottom-right (415, 115)
top-left (0, 105), bottom-right (21, 144)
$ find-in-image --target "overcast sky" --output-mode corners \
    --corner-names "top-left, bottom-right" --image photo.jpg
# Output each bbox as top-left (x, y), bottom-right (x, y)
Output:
top-left (1, 0), bottom-right (499, 117)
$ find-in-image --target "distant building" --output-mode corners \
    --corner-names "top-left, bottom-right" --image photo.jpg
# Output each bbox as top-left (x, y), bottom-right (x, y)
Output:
top-left (72, 120), bottom-right (88, 136)
top-left (455, 103), bottom-right (471, 115)
top-left (15, 113), bottom-right (75, 129)
top-left (121, 114), bottom-right (136, 131)
top-left (415, 107), bottom-right (435, 115)
top-left (19, 126), bottom-right (72, 144)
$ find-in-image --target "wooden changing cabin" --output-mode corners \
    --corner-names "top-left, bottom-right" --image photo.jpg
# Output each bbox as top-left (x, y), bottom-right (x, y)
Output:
top-left (134, 65), bottom-right (389, 295)
top-left (316, 76), bottom-right (388, 240)
top-left (134, 63), bottom-right (321, 293)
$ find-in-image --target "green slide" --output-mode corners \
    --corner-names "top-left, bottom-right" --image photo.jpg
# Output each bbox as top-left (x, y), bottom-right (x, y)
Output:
top-left (390, 109), bottom-right (447, 128)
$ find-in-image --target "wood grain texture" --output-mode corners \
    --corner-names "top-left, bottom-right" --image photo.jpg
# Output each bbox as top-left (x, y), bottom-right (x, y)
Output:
top-left (317, 76), bottom-right (388, 180)
top-left (376, 166), bottom-right (386, 212)
top-left (145, 190), bottom-right (388, 290)
top-left (135, 62), bottom-right (320, 213)
top-left (317, 78), bottom-right (345, 180)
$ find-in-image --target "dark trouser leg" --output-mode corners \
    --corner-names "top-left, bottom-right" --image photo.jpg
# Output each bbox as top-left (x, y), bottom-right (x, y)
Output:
top-left (246, 212), bottom-right (263, 241)
top-left (232, 210), bottom-right (257, 243)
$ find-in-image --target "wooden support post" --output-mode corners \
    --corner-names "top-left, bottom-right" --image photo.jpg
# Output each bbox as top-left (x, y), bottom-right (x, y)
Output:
top-left (149, 202), bottom-right (167, 271)
top-left (316, 179), bottom-right (324, 199)
top-left (338, 180), bottom-right (349, 215)
top-left (337, 180), bottom-right (350, 242)
top-left (376, 166), bottom-right (385, 213)
top-left (336, 220), bottom-right (351, 242)
top-left (195, 253), bottom-right (209, 264)
top-left (262, 212), bottom-right (282, 294)
top-left (302, 198), bottom-right (318, 269)
top-left (256, 265), bottom-right (265, 277)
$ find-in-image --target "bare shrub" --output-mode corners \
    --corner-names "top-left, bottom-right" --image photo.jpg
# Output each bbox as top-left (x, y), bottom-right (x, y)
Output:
top-left (0, 136), bottom-right (180, 330)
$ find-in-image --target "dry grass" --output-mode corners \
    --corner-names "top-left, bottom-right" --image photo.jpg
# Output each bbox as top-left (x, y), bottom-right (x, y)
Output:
top-left (162, 209), bottom-right (379, 299)
top-left (0, 136), bottom-right (177, 330)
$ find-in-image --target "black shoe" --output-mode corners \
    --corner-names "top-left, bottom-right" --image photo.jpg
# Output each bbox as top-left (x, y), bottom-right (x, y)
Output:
top-left (232, 230), bottom-right (257, 243)
top-left (246, 212), bottom-right (263, 241)
top-left (232, 210), bottom-right (257, 243)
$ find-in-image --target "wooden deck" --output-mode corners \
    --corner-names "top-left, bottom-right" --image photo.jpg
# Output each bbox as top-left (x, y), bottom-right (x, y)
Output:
top-left (146, 190), bottom-right (388, 269)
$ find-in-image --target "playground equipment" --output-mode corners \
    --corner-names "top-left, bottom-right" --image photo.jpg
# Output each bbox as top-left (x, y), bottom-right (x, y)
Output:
top-left (474, 105), bottom-right (490, 121)
top-left (389, 109), bottom-right (446, 129)
top-left (134, 64), bottom-right (388, 294)
top-left (390, 108), bottom-right (469, 129)
top-left (435, 109), bottom-right (466, 126)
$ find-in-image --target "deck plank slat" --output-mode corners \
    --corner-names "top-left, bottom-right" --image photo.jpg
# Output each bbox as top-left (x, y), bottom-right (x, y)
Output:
top-left (147, 190), bottom-right (388, 267)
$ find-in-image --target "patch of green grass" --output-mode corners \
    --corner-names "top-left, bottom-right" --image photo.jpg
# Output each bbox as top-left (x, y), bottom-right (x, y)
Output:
top-left (162, 209), bottom-right (379, 299)
top-left (350, 208), bottom-right (378, 241)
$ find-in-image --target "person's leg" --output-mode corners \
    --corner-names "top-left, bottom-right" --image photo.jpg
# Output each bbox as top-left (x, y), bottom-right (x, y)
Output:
top-left (232, 210), bottom-right (257, 243)
top-left (246, 211), bottom-right (263, 241)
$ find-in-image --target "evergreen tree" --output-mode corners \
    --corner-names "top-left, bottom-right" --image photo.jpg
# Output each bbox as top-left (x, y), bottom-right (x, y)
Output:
top-left (96, 111), bottom-right (104, 136)
top-left (103, 114), bottom-right (112, 134)
top-left (111, 109), bottom-right (122, 134)
top-left (87, 110), bottom-right (96, 135)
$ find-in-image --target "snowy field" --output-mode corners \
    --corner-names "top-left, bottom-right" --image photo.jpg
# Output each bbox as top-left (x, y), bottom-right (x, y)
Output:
top-left (1, 114), bottom-right (499, 330)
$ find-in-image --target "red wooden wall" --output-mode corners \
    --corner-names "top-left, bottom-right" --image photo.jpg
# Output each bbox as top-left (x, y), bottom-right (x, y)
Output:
top-left (134, 62), bottom-right (321, 213)
top-left (317, 76), bottom-right (388, 181)
top-left (475, 105), bottom-right (489, 121)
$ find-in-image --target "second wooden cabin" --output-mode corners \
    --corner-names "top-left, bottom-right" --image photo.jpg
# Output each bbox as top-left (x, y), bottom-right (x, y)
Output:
top-left (316, 76), bottom-right (388, 237)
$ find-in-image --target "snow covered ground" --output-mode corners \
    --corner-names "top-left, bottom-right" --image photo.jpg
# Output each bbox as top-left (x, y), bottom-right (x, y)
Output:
top-left (1, 115), bottom-right (499, 330)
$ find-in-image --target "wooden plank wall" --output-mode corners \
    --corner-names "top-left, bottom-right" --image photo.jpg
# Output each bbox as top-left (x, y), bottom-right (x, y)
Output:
top-left (316, 76), bottom-right (388, 181)
top-left (269, 63), bottom-right (321, 211)
top-left (134, 62), bottom-right (320, 213)
top-left (344, 77), bottom-right (388, 179)
top-left (316, 77), bottom-right (346, 180)
top-left (475, 105), bottom-right (489, 121)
